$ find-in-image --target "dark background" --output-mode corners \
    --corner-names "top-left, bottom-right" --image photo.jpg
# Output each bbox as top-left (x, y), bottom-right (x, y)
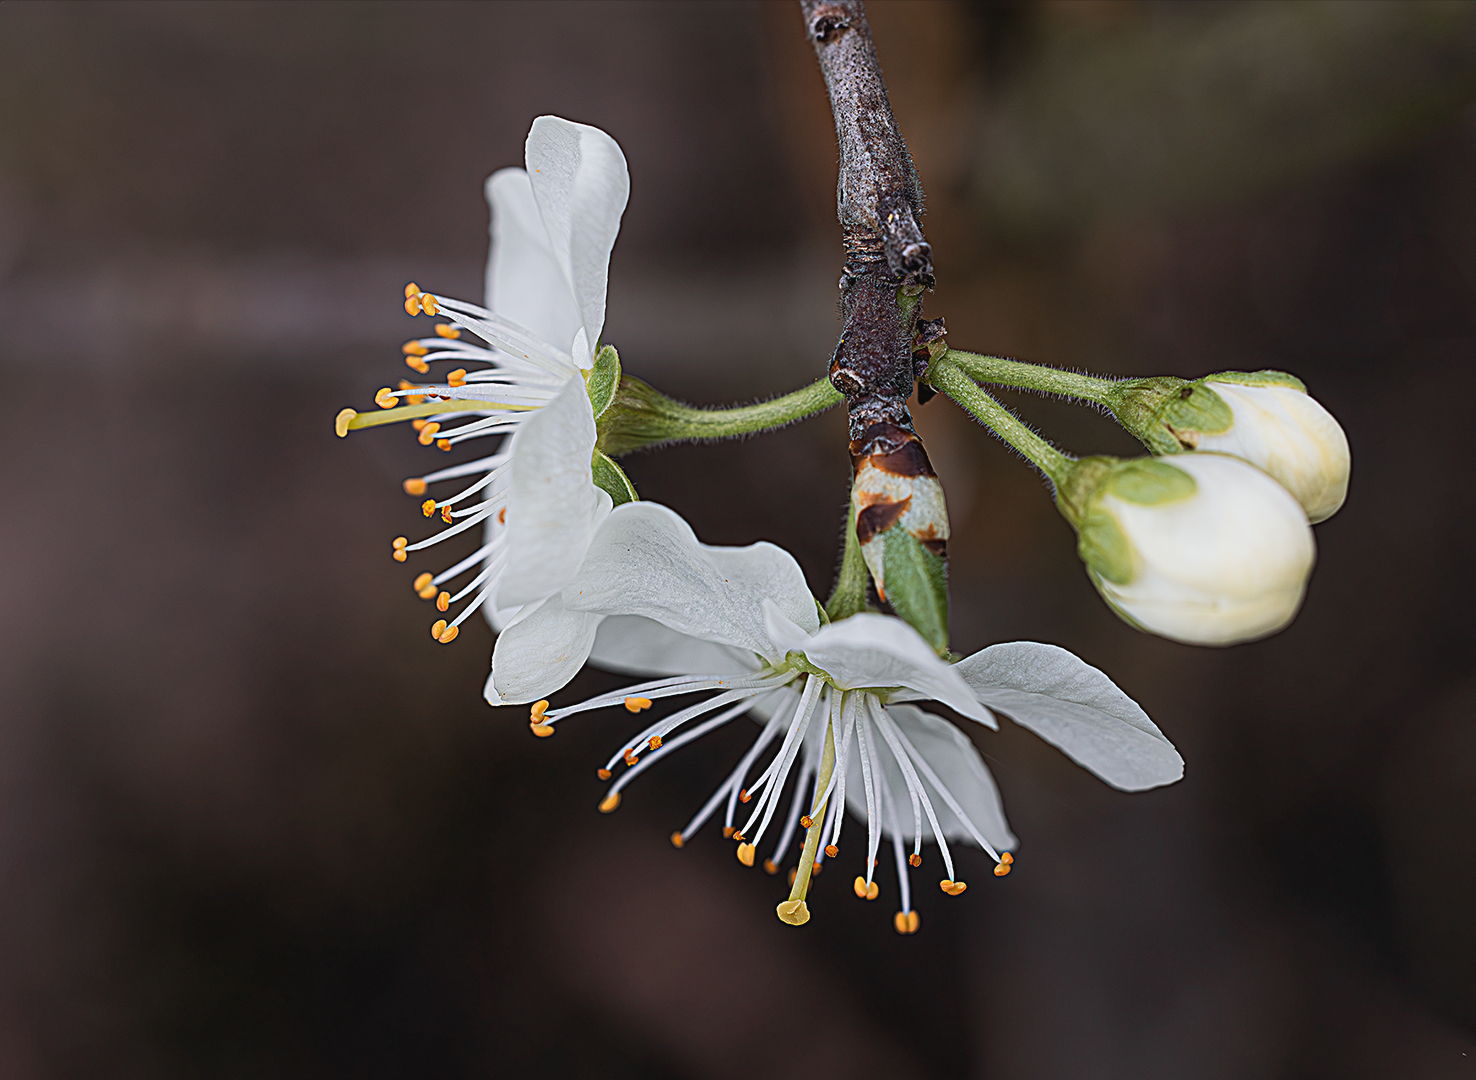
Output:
top-left (1, 1), bottom-right (1474, 1076)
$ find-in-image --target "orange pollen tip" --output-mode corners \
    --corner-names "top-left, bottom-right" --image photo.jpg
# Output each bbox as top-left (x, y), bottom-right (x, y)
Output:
top-left (447, 368), bottom-right (467, 387)
top-left (799, 815), bottom-right (813, 829)
top-left (403, 478), bottom-right (428, 496)
top-left (648, 735), bottom-right (663, 750)
top-left (736, 843), bottom-right (755, 867)
top-left (418, 584), bottom-right (438, 599)
top-left (529, 701), bottom-right (550, 722)
top-left (334, 408), bottom-right (356, 437)
top-left (1001, 852), bottom-right (1014, 864)
top-left (436, 592), bottom-right (450, 612)
top-left (404, 282), bottom-right (421, 299)
top-left (406, 357), bottom-right (430, 374)
top-left (404, 295), bottom-right (422, 316)
top-left (824, 845), bottom-right (838, 858)
top-left (670, 832), bottom-right (684, 849)
top-left (530, 723), bottom-right (554, 738)
top-left (623, 696), bottom-right (653, 713)
top-left (854, 876), bottom-right (869, 899)
top-left (437, 624), bottom-right (459, 644)
top-left (422, 499), bottom-right (437, 517)
top-left (392, 536), bottom-right (408, 549)
top-left (763, 859), bottom-right (778, 875)
top-left (908, 853), bottom-right (922, 868)
top-left (392, 550), bottom-right (407, 563)
top-left (812, 861), bottom-right (822, 875)
top-left (440, 506), bottom-right (453, 523)
top-left (596, 768), bottom-right (612, 781)
top-left (437, 439), bottom-right (452, 451)
top-left (430, 619), bottom-right (447, 639)
top-left (940, 879), bottom-right (967, 896)
top-left (731, 831), bottom-right (745, 843)
top-left (413, 572), bottom-right (433, 591)
top-left (894, 910), bottom-right (920, 935)
top-left (994, 863), bottom-right (1012, 877)
top-left (622, 749), bottom-right (639, 766)
top-left (412, 419), bottom-right (428, 431)
top-left (417, 423), bottom-right (441, 445)
top-left (375, 387), bottom-right (398, 409)
top-left (402, 340), bottom-right (429, 356)
top-left (738, 789), bottom-right (751, 804)
top-left (434, 324), bottom-right (461, 339)
top-left (722, 826), bottom-right (735, 839)
top-left (421, 295), bottom-right (440, 315)
top-left (497, 507), bottom-right (507, 524)
top-left (599, 793), bottom-right (621, 813)
top-left (866, 880), bottom-right (879, 900)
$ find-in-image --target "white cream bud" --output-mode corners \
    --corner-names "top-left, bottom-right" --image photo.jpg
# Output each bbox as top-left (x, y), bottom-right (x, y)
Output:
top-left (1070, 453), bottom-right (1316, 646)
top-left (1178, 374), bottom-right (1349, 523)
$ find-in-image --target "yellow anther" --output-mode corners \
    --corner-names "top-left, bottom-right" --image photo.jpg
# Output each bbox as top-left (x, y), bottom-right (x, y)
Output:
top-left (622, 748), bottom-right (639, 766)
top-left (940, 879), bottom-right (967, 896)
top-left (404, 294), bottom-right (422, 316)
top-left (417, 422), bottom-right (441, 446)
top-left (824, 844), bottom-right (838, 858)
top-left (811, 861), bottom-right (822, 875)
top-left (402, 340), bottom-right (429, 356)
top-left (440, 506), bottom-right (453, 523)
top-left (393, 550), bottom-right (407, 562)
top-left (334, 408), bottom-right (357, 437)
top-left (530, 723), bottom-right (554, 738)
top-left (403, 478), bottom-right (428, 496)
top-left (435, 324), bottom-right (461, 340)
top-left (422, 499), bottom-right (437, 517)
top-left (437, 439), bottom-right (452, 451)
top-left (431, 619), bottom-right (447, 639)
top-left (866, 880), bottom-right (879, 900)
top-left (374, 387), bottom-right (398, 409)
top-left (437, 624), bottom-right (459, 644)
top-left (908, 853), bottom-right (922, 868)
top-left (436, 591), bottom-right (450, 612)
top-left (405, 356), bottom-right (430, 374)
top-left (853, 876), bottom-right (870, 899)
top-left (412, 419), bottom-right (427, 431)
top-left (722, 826), bottom-right (735, 839)
top-left (596, 768), bottom-right (611, 780)
top-left (404, 282), bottom-right (421, 299)
top-left (623, 696), bottom-right (652, 713)
top-left (648, 735), bottom-right (663, 750)
top-left (731, 831), bottom-right (745, 843)
top-left (736, 843), bottom-right (755, 867)
top-left (421, 294), bottom-right (440, 315)
top-left (994, 862), bottom-right (1011, 877)
top-left (529, 701), bottom-right (549, 722)
top-left (894, 910), bottom-right (920, 935)
top-left (799, 815), bottom-right (813, 829)
top-left (670, 832), bottom-right (684, 849)
top-left (599, 793), bottom-right (621, 813)
top-left (418, 583), bottom-right (438, 600)
top-left (1001, 852), bottom-right (1013, 864)
top-left (763, 859), bottom-right (778, 875)
top-left (775, 899), bottom-right (810, 926)
top-left (413, 572), bottom-right (433, 592)
top-left (447, 368), bottom-right (467, 387)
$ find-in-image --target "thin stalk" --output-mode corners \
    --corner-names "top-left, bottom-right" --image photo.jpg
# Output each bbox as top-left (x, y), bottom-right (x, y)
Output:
top-left (930, 359), bottom-right (1074, 485)
top-left (943, 348), bottom-right (1117, 404)
top-left (598, 375), bottom-right (842, 456)
top-left (778, 715), bottom-right (837, 925)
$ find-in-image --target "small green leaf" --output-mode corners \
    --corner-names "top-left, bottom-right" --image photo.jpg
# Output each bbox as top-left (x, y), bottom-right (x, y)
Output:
top-left (879, 528), bottom-right (949, 654)
top-left (1105, 458), bottom-right (1197, 505)
top-left (1076, 509), bottom-right (1136, 585)
top-left (591, 450), bottom-right (638, 506)
top-left (584, 344), bottom-right (621, 419)
top-left (1205, 369), bottom-right (1305, 392)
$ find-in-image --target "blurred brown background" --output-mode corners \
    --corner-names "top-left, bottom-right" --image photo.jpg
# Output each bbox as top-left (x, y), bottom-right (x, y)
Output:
top-left (1, 1), bottom-right (1474, 1076)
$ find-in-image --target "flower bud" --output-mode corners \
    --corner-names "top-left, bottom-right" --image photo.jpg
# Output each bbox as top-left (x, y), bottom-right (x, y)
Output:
top-left (1112, 371), bottom-right (1349, 523)
top-left (850, 422), bottom-right (950, 653)
top-left (1060, 453), bottom-right (1315, 646)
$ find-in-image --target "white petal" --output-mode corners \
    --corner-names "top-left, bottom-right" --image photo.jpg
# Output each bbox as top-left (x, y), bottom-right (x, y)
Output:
top-left (486, 594), bottom-right (603, 705)
top-left (524, 116), bottom-right (629, 367)
top-left (844, 705), bottom-right (1016, 850)
top-left (954, 642), bottom-right (1183, 791)
top-left (560, 503), bottom-right (816, 663)
top-left (497, 378), bottom-right (608, 609)
top-left (589, 614), bottom-right (761, 677)
top-left (483, 168), bottom-right (581, 359)
top-left (763, 606), bottom-right (993, 725)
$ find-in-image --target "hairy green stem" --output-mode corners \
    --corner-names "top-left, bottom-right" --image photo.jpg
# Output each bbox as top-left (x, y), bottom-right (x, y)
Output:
top-left (942, 348), bottom-right (1116, 403)
top-left (598, 375), bottom-right (842, 456)
top-left (930, 359), bottom-right (1074, 484)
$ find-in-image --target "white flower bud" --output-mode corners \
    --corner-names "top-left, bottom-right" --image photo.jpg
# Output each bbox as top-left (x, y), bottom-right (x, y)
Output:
top-left (1070, 453), bottom-right (1315, 646)
top-left (1184, 374), bottom-right (1350, 523)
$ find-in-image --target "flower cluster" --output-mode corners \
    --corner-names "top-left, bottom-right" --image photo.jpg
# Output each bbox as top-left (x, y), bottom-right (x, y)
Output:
top-left (339, 117), bottom-right (1347, 930)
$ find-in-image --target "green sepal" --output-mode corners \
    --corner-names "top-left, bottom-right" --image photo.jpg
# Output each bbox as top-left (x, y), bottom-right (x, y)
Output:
top-left (1157, 383), bottom-right (1233, 439)
top-left (591, 450), bottom-right (638, 506)
top-left (1076, 508), bottom-right (1135, 585)
top-left (1203, 369), bottom-right (1306, 392)
top-left (584, 344), bottom-right (621, 419)
top-left (879, 527), bottom-right (949, 655)
top-left (1104, 457), bottom-right (1197, 505)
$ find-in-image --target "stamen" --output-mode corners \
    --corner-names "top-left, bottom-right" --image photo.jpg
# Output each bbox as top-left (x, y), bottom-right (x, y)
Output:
top-left (447, 369), bottom-right (468, 388)
top-left (419, 581), bottom-right (438, 599)
top-left (417, 422), bottom-right (441, 446)
top-left (436, 592), bottom-right (450, 612)
top-left (422, 499), bottom-right (436, 517)
top-left (440, 506), bottom-right (453, 523)
top-left (853, 876), bottom-right (880, 900)
top-left (597, 768), bottom-right (611, 780)
top-left (723, 827), bottom-right (735, 839)
top-left (435, 324), bottom-right (461, 340)
top-left (894, 911), bottom-right (920, 935)
top-left (940, 880), bottom-right (968, 895)
top-left (994, 863), bottom-right (1011, 877)
top-left (599, 793), bottom-right (621, 813)
top-left (403, 478), bottom-right (428, 496)
top-left (1002, 852), bottom-right (1013, 864)
top-left (375, 387), bottom-right (398, 409)
top-left (623, 749), bottom-right (639, 766)
top-left (624, 696), bottom-right (653, 713)
top-left (872, 700), bottom-right (957, 881)
top-left (670, 832), bottom-right (684, 849)
top-left (406, 355), bottom-right (431, 374)
top-left (909, 853), bottom-right (922, 868)
top-left (763, 859), bottom-right (778, 875)
top-left (335, 409), bottom-right (356, 437)
top-left (739, 789), bottom-right (751, 803)
top-left (402, 340), bottom-right (429, 356)
top-left (412, 572), bottom-right (433, 593)
top-left (825, 845), bottom-right (839, 858)
top-left (529, 700), bottom-right (554, 738)
top-left (649, 736), bottom-right (663, 749)
top-left (799, 815), bottom-right (813, 829)
top-left (736, 843), bottom-right (755, 867)
top-left (391, 536), bottom-right (408, 562)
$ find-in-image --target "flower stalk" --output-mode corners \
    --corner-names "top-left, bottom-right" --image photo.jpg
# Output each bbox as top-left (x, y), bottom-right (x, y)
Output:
top-left (928, 359), bottom-right (1074, 485)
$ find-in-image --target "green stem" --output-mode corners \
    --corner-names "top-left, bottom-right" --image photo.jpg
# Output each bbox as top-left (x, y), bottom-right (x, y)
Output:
top-left (929, 359), bottom-right (1074, 485)
top-left (943, 348), bottom-right (1116, 404)
top-left (825, 490), bottom-right (869, 622)
top-left (598, 375), bottom-right (843, 456)
top-left (777, 713), bottom-right (836, 926)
